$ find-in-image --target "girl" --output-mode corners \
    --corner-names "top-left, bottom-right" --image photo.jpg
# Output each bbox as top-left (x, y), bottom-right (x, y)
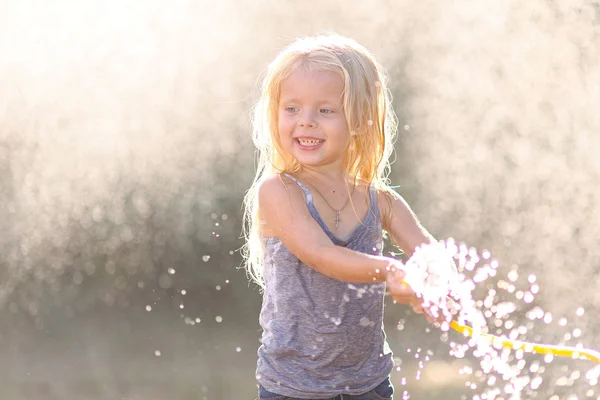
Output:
top-left (243, 33), bottom-right (442, 400)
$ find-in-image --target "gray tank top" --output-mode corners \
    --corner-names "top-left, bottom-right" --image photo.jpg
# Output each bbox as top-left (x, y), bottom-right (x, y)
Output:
top-left (256, 173), bottom-right (394, 398)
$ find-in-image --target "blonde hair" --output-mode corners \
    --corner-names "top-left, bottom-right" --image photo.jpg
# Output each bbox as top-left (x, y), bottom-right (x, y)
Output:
top-left (242, 33), bottom-right (399, 288)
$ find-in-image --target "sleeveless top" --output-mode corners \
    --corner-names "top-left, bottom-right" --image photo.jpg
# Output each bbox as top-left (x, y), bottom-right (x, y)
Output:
top-left (256, 173), bottom-right (394, 398)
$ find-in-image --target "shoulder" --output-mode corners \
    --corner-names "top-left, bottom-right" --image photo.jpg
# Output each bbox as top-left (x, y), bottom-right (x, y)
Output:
top-left (374, 187), bottom-right (394, 214)
top-left (374, 186), bottom-right (433, 254)
top-left (257, 173), bottom-right (302, 204)
top-left (375, 187), bottom-right (405, 230)
top-left (257, 173), bottom-right (326, 243)
top-left (257, 173), bottom-right (306, 222)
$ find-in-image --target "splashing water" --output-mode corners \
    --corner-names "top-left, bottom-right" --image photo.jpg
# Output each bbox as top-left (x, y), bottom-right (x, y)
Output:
top-left (170, 232), bottom-right (597, 398)
top-left (396, 238), bottom-right (600, 399)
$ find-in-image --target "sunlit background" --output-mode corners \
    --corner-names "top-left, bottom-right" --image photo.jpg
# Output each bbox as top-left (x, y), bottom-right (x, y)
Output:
top-left (1, 0), bottom-right (599, 399)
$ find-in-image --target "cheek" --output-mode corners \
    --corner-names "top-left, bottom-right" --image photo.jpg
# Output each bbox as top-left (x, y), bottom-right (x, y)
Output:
top-left (333, 119), bottom-right (350, 138)
top-left (278, 117), bottom-right (293, 138)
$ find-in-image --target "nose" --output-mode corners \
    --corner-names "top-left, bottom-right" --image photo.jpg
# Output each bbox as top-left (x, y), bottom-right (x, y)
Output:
top-left (298, 110), bottom-right (317, 128)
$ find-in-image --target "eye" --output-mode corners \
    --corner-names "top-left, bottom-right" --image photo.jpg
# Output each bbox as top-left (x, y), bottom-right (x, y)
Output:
top-left (320, 108), bottom-right (334, 114)
top-left (284, 106), bottom-right (297, 112)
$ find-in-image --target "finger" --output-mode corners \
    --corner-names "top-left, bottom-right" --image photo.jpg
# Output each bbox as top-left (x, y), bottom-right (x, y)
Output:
top-left (423, 306), bottom-right (450, 324)
top-left (389, 290), bottom-right (416, 304)
top-left (412, 303), bottom-right (424, 314)
top-left (386, 266), bottom-right (406, 281)
top-left (391, 295), bottom-right (414, 305)
top-left (387, 280), bottom-right (415, 295)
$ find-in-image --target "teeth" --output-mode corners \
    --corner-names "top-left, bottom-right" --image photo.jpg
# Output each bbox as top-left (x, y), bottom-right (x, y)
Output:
top-left (298, 138), bottom-right (323, 146)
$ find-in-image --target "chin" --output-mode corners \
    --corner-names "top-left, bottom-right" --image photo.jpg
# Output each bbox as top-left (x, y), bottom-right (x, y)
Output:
top-left (297, 158), bottom-right (333, 169)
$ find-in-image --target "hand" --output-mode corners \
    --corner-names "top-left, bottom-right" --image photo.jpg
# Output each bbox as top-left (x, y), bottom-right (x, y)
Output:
top-left (386, 262), bottom-right (424, 315)
top-left (386, 261), bottom-right (451, 324)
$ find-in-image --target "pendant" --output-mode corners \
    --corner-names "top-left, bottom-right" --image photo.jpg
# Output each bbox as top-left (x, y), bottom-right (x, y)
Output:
top-left (335, 210), bottom-right (340, 229)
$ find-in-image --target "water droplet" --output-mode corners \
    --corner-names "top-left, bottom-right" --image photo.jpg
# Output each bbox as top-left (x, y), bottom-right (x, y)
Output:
top-left (576, 307), bottom-right (584, 316)
top-left (236, 346), bottom-right (241, 352)
top-left (168, 268), bottom-right (175, 275)
top-left (202, 255), bottom-right (211, 262)
top-left (145, 305), bottom-right (152, 312)
top-left (531, 284), bottom-right (539, 294)
top-left (158, 275), bottom-right (172, 289)
top-left (73, 271), bottom-right (83, 285)
top-left (154, 350), bottom-right (161, 356)
top-left (105, 261), bottom-right (116, 275)
top-left (215, 316), bottom-right (223, 323)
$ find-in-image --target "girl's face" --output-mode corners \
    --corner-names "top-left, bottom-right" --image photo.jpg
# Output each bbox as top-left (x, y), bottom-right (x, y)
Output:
top-left (277, 68), bottom-right (351, 172)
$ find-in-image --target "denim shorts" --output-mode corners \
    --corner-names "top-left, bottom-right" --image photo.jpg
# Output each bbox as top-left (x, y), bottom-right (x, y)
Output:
top-left (258, 377), bottom-right (394, 400)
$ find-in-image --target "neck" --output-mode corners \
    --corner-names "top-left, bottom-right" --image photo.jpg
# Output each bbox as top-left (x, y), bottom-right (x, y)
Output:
top-left (297, 165), bottom-right (349, 185)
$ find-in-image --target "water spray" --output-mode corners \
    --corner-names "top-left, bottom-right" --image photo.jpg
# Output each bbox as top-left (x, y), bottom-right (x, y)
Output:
top-left (397, 241), bottom-right (600, 365)
top-left (447, 319), bottom-right (600, 364)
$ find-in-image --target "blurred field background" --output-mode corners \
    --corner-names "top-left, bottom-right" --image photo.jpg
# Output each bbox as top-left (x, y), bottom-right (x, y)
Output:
top-left (1, 0), bottom-right (599, 399)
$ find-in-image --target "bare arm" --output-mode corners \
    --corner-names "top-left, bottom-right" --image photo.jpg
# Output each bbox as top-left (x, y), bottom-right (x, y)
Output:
top-left (377, 189), bottom-right (437, 313)
top-left (258, 175), bottom-right (404, 283)
top-left (378, 189), bottom-right (458, 320)
top-left (377, 189), bottom-right (436, 257)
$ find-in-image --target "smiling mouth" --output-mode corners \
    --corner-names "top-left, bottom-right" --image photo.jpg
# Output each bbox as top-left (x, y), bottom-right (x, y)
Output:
top-left (296, 138), bottom-right (324, 147)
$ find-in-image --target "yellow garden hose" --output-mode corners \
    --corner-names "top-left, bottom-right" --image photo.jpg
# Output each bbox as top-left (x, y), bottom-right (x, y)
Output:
top-left (448, 317), bottom-right (600, 364)
top-left (398, 244), bottom-right (600, 365)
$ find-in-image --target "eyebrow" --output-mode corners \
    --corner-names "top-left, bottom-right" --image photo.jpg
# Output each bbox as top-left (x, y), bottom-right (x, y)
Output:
top-left (279, 97), bottom-right (341, 104)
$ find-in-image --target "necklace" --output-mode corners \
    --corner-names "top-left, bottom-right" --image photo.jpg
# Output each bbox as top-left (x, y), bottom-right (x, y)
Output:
top-left (304, 179), bottom-right (356, 229)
